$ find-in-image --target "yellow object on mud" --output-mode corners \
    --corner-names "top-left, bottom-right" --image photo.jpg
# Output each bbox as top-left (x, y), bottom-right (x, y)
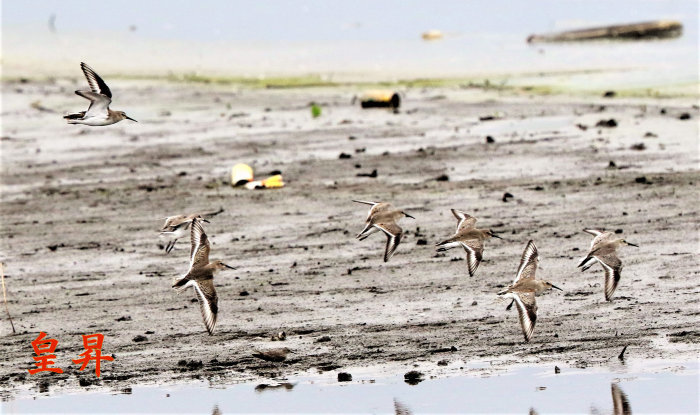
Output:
top-left (232, 163), bottom-right (284, 189)
top-left (231, 163), bottom-right (254, 186)
top-left (261, 174), bottom-right (284, 188)
top-left (359, 90), bottom-right (400, 109)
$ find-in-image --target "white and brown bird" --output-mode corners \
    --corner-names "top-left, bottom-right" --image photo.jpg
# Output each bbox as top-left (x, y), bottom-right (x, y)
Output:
top-left (498, 240), bottom-right (562, 342)
top-left (172, 218), bottom-right (234, 335)
top-left (64, 62), bottom-right (136, 126)
top-left (252, 347), bottom-right (291, 362)
top-left (159, 213), bottom-right (209, 254)
top-left (435, 209), bottom-right (502, 277)
top-left (353, 200), bottom-right (414, 262)
top-left (578, 229), bottom-right (638, 301)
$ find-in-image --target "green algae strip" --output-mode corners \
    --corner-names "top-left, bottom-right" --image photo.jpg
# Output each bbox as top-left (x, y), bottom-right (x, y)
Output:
top-left (3, 70), bottom-right (698, 98)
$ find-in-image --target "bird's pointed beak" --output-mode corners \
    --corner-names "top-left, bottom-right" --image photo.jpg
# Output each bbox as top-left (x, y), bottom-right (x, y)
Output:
top-left (223, 263), bottom-right (235, 270)
top-left (202, 219), bottom-right (211, 223)
top-left (491, 233), bottom-right (503, 240)
top-left (551, 284), bottom-right (563, 291)
top-left (126, 115), bottom-right (138, 122)
top-left (627, 242), bottom-right (639, 247)
top-left (404, 213), bottom-right (415, 219)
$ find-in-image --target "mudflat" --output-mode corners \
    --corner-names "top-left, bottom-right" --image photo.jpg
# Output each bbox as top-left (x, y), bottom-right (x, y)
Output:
top-left (1, 79), bottom-right (698, 398)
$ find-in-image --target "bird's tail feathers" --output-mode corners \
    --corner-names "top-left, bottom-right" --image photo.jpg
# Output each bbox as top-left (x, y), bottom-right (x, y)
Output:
top-left (172, 276), bottom-right (191, 293)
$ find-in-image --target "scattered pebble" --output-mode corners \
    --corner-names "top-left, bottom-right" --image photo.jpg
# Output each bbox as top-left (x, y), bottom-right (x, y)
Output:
top-left (316, 335), bottom-right (331, 343)
top-left (555, 366), bottom-right (561, 374)
top-left (630, 143), bottom-right (646, 151)
top-left (240, 290), bottom-right (250, 296)
top-left (435, 174), bottom-right (449, 182)
top-left (132, 335), bottom-right (148, 343)
top-left (603, 91), bottom-right (616, 98)
top-left (437, 360), bottom-right (449, 366)
top-left (485, 135), bottom-right (495, 143)
top-left (635, 176), bottom-right (650, 184)
top-left (356, 169), bottom-right (378, 178)
top-left (416, 239), bottom-right (428, 246)
top-left (115, 316), bottom-right (131, 322)
top-left (404, 370), bottom-right (424, 385)
top-left (502, 192), bottom-right (514, 202)
top-left (337, 372), bottom-right (352, 382)
top-left (178, 359), bottom-right (203, 369)
top-left (339, 153), bottom-right (352, 159)
top-left (78, 378), bottom-right (96, 387)
top-left (595, 119), bottom-right (617, 128)
top-left (679, 113), bottom-right (691, 120)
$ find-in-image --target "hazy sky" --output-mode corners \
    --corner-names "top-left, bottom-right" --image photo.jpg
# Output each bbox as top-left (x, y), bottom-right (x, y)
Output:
top-left (2, 1), bottom-right (697, 80)
top-left (4, 0), bottom-right (697, 42)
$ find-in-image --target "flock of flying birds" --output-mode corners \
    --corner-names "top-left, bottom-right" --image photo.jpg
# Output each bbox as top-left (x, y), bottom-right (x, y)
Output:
top-left (66, 62), bottom-right (637, 342)
top-left (156, 201), bottom-right (636, 342)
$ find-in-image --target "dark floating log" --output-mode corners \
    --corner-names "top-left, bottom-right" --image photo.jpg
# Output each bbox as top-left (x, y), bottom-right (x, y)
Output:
top-left (527, 20), bottom-right (682, 43)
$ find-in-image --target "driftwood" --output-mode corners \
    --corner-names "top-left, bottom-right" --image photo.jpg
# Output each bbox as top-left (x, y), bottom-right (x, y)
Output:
top-left (527, 20), bottom-right (682, 43)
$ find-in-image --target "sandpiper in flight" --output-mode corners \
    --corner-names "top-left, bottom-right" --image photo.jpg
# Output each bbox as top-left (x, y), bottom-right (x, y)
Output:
top-left (435, 209), bottom-right (502, 277)
top-left (64, 62), bottom-right (137, 126)
top-left (353, 200), bottom-right (414, 262)
top-left (159, 213), bottom-right (210, 254)
top-left (498, 240), bottom-right (562, 342)
top-left (578, 229), bottom-right (638, 301)
top-left (172, 218), bottom-right (234, 335)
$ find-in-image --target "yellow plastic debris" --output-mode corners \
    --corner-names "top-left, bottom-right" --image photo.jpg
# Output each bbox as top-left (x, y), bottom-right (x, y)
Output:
top-left (231, 163), bottom-right (254, 186)
top-left (261, 174), bottom-right (284, 188)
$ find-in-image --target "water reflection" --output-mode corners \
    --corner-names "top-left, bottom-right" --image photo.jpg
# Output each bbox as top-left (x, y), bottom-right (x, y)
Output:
top-left (394, 398), bottom-right (413, 415)
top-left (611, 383), bottom-right (632, 415)
top-left (2, 361), bottom-right (696, 413)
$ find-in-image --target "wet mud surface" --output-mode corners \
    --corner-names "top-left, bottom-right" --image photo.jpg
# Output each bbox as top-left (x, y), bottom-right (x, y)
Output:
top-left (1, 80), bottom-right (698, 398)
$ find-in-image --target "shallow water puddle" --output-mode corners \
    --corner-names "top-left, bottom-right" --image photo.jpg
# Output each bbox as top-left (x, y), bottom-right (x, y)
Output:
top-left (3, 360), bottom-right (698, 413)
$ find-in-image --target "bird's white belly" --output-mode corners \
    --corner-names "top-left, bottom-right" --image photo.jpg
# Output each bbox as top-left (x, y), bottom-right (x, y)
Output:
top-left (68, 115), bottom-right (116, 126)
top-left (81, 117), bottom-right (117, 126)
top-left (160, 226), bottom-right (189, 241)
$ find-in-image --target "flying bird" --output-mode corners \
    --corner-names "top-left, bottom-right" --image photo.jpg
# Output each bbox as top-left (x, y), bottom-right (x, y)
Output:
top-left (435, 209), bottom-right (502, 277)
top-left (498, 240), bottom-right (562, 342)
top-left (353, 200), bottom-right (414, 262)
top-left (172, 218), bottom-right (234, 335)
top-left (578, 229), bottom-right (638, 301)
top-left (159, 213), bottom-right (209, 254)
top-left (64, 62), bottom-right (137, 126)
